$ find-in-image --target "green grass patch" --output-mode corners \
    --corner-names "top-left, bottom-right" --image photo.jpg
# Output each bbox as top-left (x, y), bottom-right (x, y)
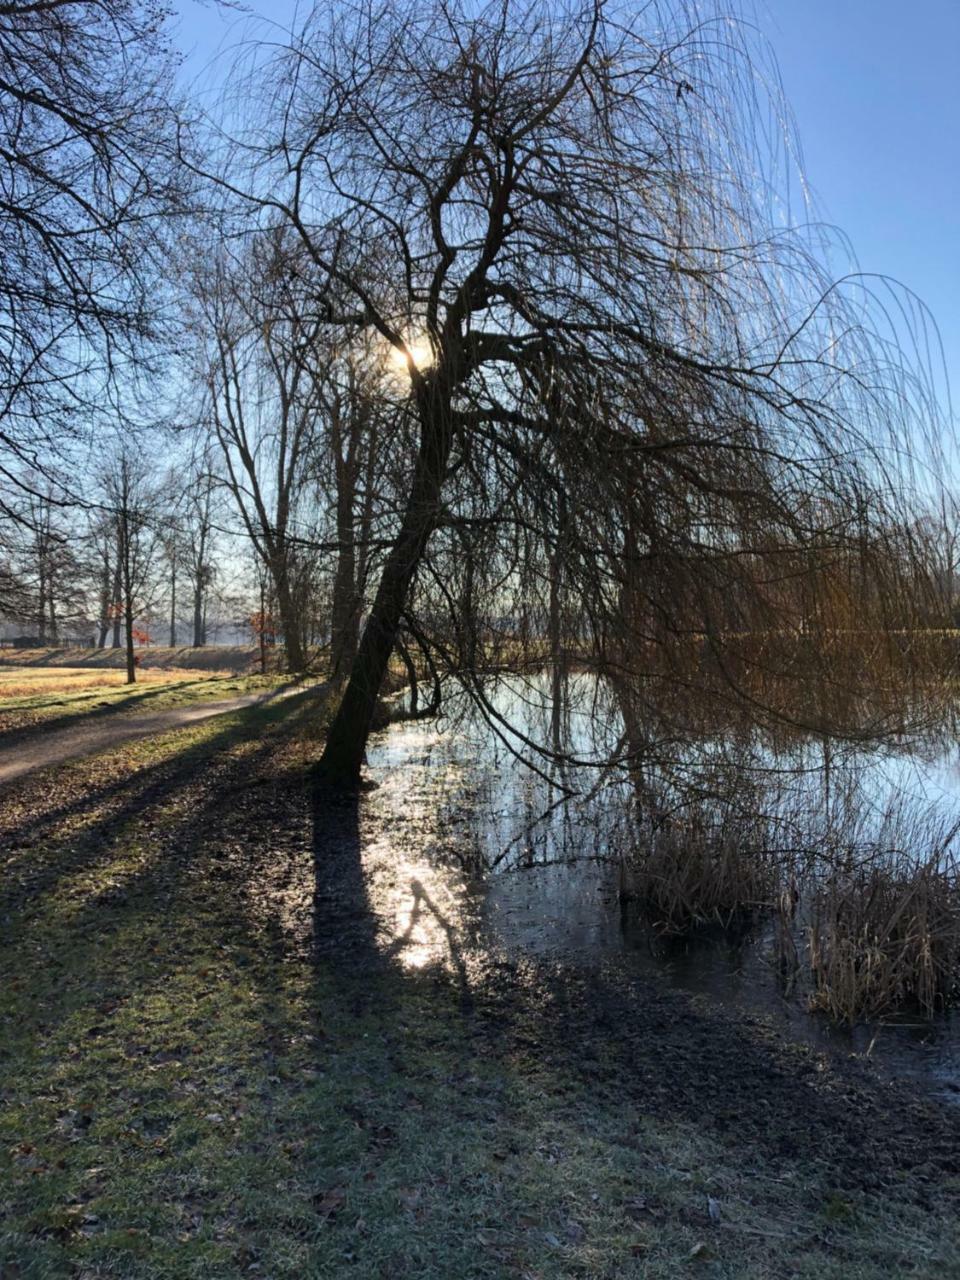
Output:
top-left (0, 672), bottom-right (290, 738)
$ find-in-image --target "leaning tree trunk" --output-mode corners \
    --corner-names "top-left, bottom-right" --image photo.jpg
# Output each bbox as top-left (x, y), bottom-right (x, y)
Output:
top-left (318, 386), bottom-right (453, 784)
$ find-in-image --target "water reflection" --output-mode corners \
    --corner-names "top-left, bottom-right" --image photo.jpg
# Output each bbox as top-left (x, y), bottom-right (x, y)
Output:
top-left (360, 674), bottom-right (960, 1099)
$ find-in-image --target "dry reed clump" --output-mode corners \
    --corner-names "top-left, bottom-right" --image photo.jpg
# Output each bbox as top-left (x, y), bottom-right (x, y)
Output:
top-left (803, 852), bottom-right (960, 1023)
top-left (622, 810), bottom-right (784, 934)
top-left (622, 775), bottom-right (960, 1023)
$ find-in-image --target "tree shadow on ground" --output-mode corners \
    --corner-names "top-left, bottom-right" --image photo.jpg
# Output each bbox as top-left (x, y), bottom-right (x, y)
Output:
top-left (0, 677), bottom-right (301, 755)
top-left (307, 780), bottom-right (960, 1199)
top-left (2, 710), bottom-right (959, 1279)
top-left (0, 687), bottom-right (318, 918)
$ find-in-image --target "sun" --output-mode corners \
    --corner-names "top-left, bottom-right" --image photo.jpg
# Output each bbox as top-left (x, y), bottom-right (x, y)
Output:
top-left (389, 337), bottom-right (434, 372)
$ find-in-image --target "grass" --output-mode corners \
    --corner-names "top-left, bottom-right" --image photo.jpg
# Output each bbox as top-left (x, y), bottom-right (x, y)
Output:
top-left (0, 668), bottom-right (288, 736)
top-left (1, 696), bottom-right (959, 1277)
top-left (0, 667), bottom-right (237, 697)
top-left (0, 646), bottom-right (259, 673)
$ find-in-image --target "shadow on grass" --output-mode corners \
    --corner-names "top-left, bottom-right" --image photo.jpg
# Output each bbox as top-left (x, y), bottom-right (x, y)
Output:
top-left (0, 687), bottom-right (317, 919)
top-left (1, 708), bottom-right (959, 1279)
top-left (0, 677), bottom-right (297, 754)
top-left (306, 779), bottom-right (960, 1193)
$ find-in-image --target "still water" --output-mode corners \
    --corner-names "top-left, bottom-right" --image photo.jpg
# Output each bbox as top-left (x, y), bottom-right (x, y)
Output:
top-left (359, 675), bottom-right (960, 1101)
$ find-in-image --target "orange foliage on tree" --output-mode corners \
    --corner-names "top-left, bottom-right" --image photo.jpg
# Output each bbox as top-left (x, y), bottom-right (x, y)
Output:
top-left (249, 611), bottom-right (277, 644)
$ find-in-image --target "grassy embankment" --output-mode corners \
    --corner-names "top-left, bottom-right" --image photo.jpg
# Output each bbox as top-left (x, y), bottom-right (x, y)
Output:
top-left (1, 690), bottom-right (959, 1278)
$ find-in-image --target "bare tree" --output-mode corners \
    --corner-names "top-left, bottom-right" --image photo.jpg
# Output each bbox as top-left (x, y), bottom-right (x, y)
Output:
top-left (202, 0), bottom-right (948, 783)
top-left (102, 449), bottom-right (162, 683)
top-left (182, 450), bottom-right (220, 648)
top-left (190, 237), bottom-right (335, 672)
top-left (0, 1), bottom-right (183, 490)
top-left (303, 336), bottom-right (397, 683)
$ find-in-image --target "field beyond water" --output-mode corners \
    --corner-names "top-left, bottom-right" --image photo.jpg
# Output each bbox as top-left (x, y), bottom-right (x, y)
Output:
top-left (1, 691), bottom-right (959, 1278)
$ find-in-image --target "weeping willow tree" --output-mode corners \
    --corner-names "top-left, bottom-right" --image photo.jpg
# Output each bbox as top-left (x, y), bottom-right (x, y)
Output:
top-left (200, 0), bottom-right (951, 782)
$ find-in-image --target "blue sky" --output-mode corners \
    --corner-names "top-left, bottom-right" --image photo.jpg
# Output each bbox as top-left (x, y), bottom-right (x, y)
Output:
top-left (762, 0), bottom-right (960, 416)
top-left (171, 0), bottom-right (960, 412)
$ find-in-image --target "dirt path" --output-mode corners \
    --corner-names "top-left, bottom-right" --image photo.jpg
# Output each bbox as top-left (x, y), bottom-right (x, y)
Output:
top-left (0, 684), bottom-right (313, 785)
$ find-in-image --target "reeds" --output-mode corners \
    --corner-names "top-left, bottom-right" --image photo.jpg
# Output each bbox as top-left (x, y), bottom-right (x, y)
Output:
top-left (804, 851), bottom-right (960, 1023)
top-left (623, 775), bottom-right (960, 1023)
top-left (624, 807), bottom-right (783, 933)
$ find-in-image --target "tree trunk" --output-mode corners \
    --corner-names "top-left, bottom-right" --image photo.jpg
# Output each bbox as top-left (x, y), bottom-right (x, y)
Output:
top-left (329, 507), bottom-right (359, 684)
top-left (124, 601), bottom-right (136, 684)
top-left (37, 568), bottom-right (46, 644)
top-left (192, 582), bottom-right (205, 647)
top-left (549, 493), bottom-right (567, 755)
top-left (259, 579), bottom-right (267, 674)
top-left (273, 558), bottom-right (306, 672)
top-left (97, 553), bottom-right (111, 648)
top-left (119, 510), bottom-right (136, 684)
top-left (318, 389), bottom-right (453, 783)
top-left (169, 560), bottom-right (177, 648)
top-left (111, 552), bottom-right (122, 648)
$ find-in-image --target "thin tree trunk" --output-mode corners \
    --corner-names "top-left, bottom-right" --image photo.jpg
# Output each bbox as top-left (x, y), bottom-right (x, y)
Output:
top-left (259, 579), bottom-right (267, 674)
top-left (37, 569), bottom-right (46, 644)
top-left (330, 508), bottom-right (359, 683)
top-left (124, 601), bottom-right (136, 684)
top-left (111, 551), bottom-right (122, 648)
top-left (119, 511), bottom-right (136, 684)
top-left (396, 633), bottom-right (418, 717)
top-left (549, 493), bottom-right (566, 755)
top-left (192, 582), bottom-right (205, 647)
top-left (97, 553), bottom-right (111, 648)
top-left (169, 560), bottom-right (177, 648)
top-left (274, 558), bottom-right (305, 672)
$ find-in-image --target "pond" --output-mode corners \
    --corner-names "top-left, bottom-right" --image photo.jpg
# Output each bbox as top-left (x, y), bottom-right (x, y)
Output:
top-left (360, 673), bottom-right (960, 1102)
